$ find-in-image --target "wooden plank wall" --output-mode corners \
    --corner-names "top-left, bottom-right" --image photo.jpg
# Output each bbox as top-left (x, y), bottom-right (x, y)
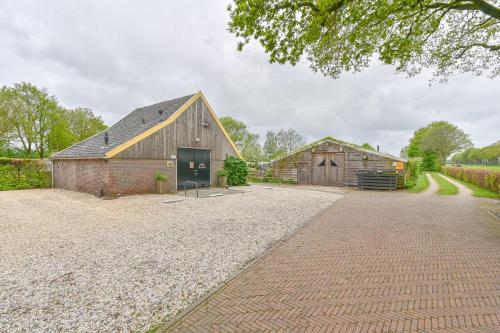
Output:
top-left (273, 141), bottom-right (405, 187)
top-left (114, 97), bottom-right (238, 186)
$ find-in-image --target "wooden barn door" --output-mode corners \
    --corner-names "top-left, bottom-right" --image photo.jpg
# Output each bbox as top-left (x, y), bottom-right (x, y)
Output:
top-left (326, 153), bottom-right (345, 186)
top-left (297, 162), bottom-right (310, 184)
top-left (312, 153), bottom-right (327, 185)
top-left (312, 152), bottom-right (345, 186)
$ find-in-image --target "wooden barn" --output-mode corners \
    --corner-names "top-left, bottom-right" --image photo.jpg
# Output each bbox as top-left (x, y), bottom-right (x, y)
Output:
top-left (51, 91), bottom-right (241, 195)
top-left (272, 137), bottom-right (406, 187)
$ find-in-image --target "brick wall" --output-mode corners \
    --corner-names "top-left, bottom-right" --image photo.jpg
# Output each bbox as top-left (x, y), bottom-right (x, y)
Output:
top-left (53, 157), bottom-right (225, 195)
top-left (107, 159), bottom-right (173, 195)
top-left (53, 158), bottom-right (178, 195)
top-left (53, 159), bottom-right (109, 195)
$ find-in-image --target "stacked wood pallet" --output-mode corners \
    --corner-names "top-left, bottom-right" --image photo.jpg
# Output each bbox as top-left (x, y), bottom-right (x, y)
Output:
top-left (357, 170), bottom-right (401, 191)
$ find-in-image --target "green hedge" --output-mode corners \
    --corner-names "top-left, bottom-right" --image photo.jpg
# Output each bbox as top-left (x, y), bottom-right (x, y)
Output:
top-left (442, 166), bottom-right (500, 194)
top-left (405, 158), bottom-right (422, 188)
top-left (223, 156), bottom-right (248, 186)
top-left (0, 158), bottom-right (51, 190)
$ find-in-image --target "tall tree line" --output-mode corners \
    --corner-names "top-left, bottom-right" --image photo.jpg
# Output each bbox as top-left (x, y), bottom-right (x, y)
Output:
top-left (0, 82), bottom-right (107, 158)
top-left (451, 142), bottom-right (500, 163)
top-left (219, 116), bottom-right (305, 164)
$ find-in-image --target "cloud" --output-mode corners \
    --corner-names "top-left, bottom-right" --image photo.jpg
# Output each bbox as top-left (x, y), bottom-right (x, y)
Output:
top-left (1, 0), bottom-right (498, 155)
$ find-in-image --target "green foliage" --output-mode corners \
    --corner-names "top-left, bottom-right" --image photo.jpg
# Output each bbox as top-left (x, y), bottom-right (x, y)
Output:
top-left (241, 133), bottom-right (263, 165)
top-left (219, 116), bottom-right (249, 148)
top-left (263, 129), bottom-right (305, 160)
top-left (408, 173), bottom-right (430, 193)
top-left (442, 166), bottom-right (500, 194)
top-left (0, 82), bottom-right (107, 158)
top-left (228, 0), bottom-right (500, 80)
top-left (0, 158), bottom-right (51, 190)
top-left (406, 127), bottom-right (430, 158)
top-left (219, 116), bottom-right (263, 164)
top-left (263, 167), bottom-right (274, 182)
top-left (430, 172), bottom-right (459, 195)
top-left (216, 169), bottom-right (228, 177)
top-left (403, 121), bottom-right (471, 167)
top-left (451, 142), bottom-right (500, 164)
top-left (405, 158), bottom-right (422, 187)
top-left (154, 171), bottom-right (168, 181)
top-left (421, 151), bottom-right (441, 171)
top-left (361, 143), bottom-right (375, 151)
top-left (249, 167), bottom-right (296, 184)
top-left (445, 175), bottom-right (499, 198)
top-left (419, 121), bottom-right (472, 162)
top-left (224, 156), bottom-right (248, 186)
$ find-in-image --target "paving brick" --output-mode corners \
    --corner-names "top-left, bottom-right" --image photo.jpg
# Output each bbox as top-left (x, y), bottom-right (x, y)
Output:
top-left (166, 191), bottom-right (500, 332)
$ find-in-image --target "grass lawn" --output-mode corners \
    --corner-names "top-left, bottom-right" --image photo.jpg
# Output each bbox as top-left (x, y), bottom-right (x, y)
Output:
top-left (444, 176), bottom-right (500, 199)
top-left (447, 164), bottom-right (500, 171)
top-left (408, 173), bottom-right (430, 193)
top-left (430, 172), bottom-right (459, 195)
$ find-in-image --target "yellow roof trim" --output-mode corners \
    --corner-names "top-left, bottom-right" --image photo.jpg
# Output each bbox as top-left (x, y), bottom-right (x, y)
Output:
top-left (105, 93), bottom-right (201, 158)
top-left (105, 91), bottom-right (242, 159)
top-left (198, 93), bottom-right (243, 159)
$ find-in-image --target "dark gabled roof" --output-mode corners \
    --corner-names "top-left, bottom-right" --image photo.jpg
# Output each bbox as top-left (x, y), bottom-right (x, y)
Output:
top-left (52, 93), bottom-right (195, 159)
top-left (273, 136), bottom-right (407, 163)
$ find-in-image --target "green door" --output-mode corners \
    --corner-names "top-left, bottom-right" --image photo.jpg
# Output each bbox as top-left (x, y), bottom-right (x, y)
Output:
top-left (177, 148), bottom-right (211, 189)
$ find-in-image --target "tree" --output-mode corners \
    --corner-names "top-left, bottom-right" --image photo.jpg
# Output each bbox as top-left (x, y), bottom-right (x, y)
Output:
top-left (406, 127), bottom-right (431, 158)
top-left (220, 116), bottom-right (264, 162)
top-left (276, 128), bottom-right (306, 154)
top-left (0, 82), bottom-right (107, 158)
top-left (219, 116), bottom-right (249, 149)
top-left (361, 143), bottom-right (375, 151)
top-left (228, 0), bottom-right (500, 80)
top-left (420, 121), bottom-right (472, 162)
top-left (451, 142), bottom-right (500, 163)
top-left (241, 133), bottom-right (263, 164)
top-left (0, 83), bottom-right (57, 157)
top-left (0, 91), bottom-right (13, 148)
top-left (403, 121), bottom-right (472, 168)
top-left (263, 131), bottom-right (279, 159)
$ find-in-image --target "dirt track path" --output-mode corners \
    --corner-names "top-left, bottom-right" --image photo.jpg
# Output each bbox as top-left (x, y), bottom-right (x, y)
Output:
top-left (423, 172), bottom-right (439, 195)
top-left (439, 173), bottom-right (473, 197)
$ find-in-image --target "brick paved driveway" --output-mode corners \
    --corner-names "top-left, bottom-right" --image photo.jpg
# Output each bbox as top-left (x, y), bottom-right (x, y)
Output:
top-left (165, 191), bottom-right (500, 332)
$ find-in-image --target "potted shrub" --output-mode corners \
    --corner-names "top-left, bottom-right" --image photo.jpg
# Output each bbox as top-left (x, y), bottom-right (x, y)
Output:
top-left (216, 169), bottom-right (228, 188)
top-left (155, 171), bottom-right (169, 194)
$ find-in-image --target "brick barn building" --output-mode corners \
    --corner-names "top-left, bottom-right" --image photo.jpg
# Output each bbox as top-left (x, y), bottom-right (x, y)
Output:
top-left (51, 92), bottom-right (241, 195)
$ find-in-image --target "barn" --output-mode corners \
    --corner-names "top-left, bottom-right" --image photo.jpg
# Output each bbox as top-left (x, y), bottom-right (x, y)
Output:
top-left (51, 91), bottom-right (241, 195)
top-left (272, 137), bottom-right (406, 187)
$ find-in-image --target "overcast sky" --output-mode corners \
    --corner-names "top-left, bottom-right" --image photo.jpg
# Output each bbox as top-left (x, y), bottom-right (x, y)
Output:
top-left (1, 0), bottom-right (499, 155)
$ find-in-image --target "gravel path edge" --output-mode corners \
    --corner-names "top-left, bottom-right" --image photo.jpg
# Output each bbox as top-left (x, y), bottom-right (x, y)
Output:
top-left (151, 198), bottom-right (342, 333)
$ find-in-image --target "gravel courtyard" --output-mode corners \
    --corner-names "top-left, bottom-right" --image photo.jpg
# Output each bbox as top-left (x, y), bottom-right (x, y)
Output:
top-left (0, 185), bottom-right (341, 332)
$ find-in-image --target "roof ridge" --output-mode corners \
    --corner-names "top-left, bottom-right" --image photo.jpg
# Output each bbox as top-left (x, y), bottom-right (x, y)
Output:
top-left (51, 93), bottom-right (196, 159)
top-left (134, 93), bottom-right (197, 111)
top-left (273, 136), bottom-right (406, 163)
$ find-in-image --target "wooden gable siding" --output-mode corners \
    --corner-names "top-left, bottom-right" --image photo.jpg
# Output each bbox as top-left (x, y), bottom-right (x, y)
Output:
top-left (273, 141), bottom-right (402, 186)
top-left (114, 97), bottom-right (236, 161)
top-left (113, 97), bottom-right (237, 188)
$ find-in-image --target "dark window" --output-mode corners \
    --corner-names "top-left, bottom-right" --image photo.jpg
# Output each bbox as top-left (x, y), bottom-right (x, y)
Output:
top-left (318, 159), bottom-right (325, 166)
top-left (330, 160), bottom-right (337, 167)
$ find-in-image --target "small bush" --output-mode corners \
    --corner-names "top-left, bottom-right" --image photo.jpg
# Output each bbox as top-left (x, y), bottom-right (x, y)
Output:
top-left (216, 169), bottom-right (228, 177)
top-left (263, 168), bottom-right (274, 182)
top-left (0, 158), bottom-right (51, 190)
top-left (405, 158), bottom-right (422, 187)
top-left (223, 156), bottom-right (248, 186)
top-left (154, 171), bottom-right (168, 181)
top-left (442, 166), bottom-right (500, 194)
